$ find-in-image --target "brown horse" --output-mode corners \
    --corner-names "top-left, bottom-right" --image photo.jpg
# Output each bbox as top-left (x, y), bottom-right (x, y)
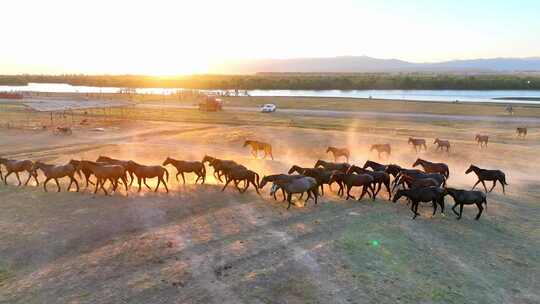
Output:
top-left (163, 157), bottom-right (206, 184)
top-left (68, 159), bottom-right (99, 188)
top-left (270, 177), bottom-right (319, 210)
top-left (347, 165), bottom-right (391, 200)
top-left (259, 174), bottom-right (306, 201)
top-left (314, 160), bottom-right (350, 172)
top-left (370, 144), bottom-right (391, 159)
top-left (465, 164), bottom-right (507, 194)
top-left (0, 158), bottom-right (38, 186)
top-left (288, 165), bottom-right (333, 195)
top-left (408, 137), bottom-right (427, 152)
top-left (74, 160), bottom-right (129, 195)
top-left (221, 167), bottom-right (260, 194)
top-left (127, 161), bottom-right (170, 193)
top-left (412, 158), bottom-right (450, 179)
top-left (433, 138), bottom-right (450, 152)
top-left (475, 134), bottom-right (489, 148)
top-left (326, 146), bottom-right (350, 162)
top-left (516, 127), bottom-right (527, 138)
top-left (329, 172), bottom-right (373, 201)
top-left (33, 161), bottom-right (80, 192)
top-left (96, 156), bottom-right (134, 183)
top-left (202, 155), bottom-right (245, 182)
top-left (243, 140), bottom-right (274, 160)
top-left (363, 160), bottom-right (387, 172)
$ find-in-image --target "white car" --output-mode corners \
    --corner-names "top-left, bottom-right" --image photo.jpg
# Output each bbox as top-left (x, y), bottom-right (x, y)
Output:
top-left (261, 103), bottom-right (277, 113)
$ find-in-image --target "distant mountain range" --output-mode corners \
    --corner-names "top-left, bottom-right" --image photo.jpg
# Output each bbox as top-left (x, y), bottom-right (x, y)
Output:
top-left (210, 56), bottom-right (540, 74)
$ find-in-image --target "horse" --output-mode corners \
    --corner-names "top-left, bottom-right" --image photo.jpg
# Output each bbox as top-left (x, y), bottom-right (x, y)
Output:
top-left (163, 157), bottom-right (206, 184)
top-left (329, 172), bottom-right (374, 201)
top-left (202, 156), bottom-right (243, 182)
top-left (270, 177), bottom-right (319, 210)
top-left (433, 138), bottom-right (450, 152)
top-left (243, 140), bottom-right (274, 160)
top-left (288, 165), bottom-right (331, 195)
top-left (32, 161), bottom-right (80, 192)
top-left (347, 165), bottom-right (391, 200)
top-left (465, 165), bottom-right (507, 194)
top-left (392, 171), bottom-right (445, 192)
top-left (363, 160), bottom-right (387, 172)
top-left (74, 160), bottom-right (128, 195)
top-left (96, 156), bottom-right (134, 184)
top-left (412, 158), bottom-right (450, 179)
top-left (392, 187), bottom-right (445, 219)
top-left (259, 174), bottom-right (305, 201)
top-left (0, 158), bottom-right (38, 186)
top-left (127, 161), bottom-right (170, 193)
top-left (326, 147), bottom-right (350, 162)
top-left (53, 126), bottom-right (72, 136)
top-left (69, 159), bottom-right (99, 188)
top-left (444, 188), bottom-right (487, 220)
top-left (516, 127), bottom-right (527, 138)
top-left (314, 160), bottom-right (350, 172)
top-left (385, 164), bottom-right (403, 179)
top-left (221, 167), bottom-right (260, 194)
top-left (475, 134), bottom-right (489, 148)
top-left (408, 137), bottom-right (427, 152)
top-left (369, 144), bottom-right (391, 159)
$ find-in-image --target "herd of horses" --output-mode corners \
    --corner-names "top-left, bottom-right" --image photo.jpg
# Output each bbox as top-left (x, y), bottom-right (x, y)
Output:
top-left (0, 143), bottom-right (509, 219)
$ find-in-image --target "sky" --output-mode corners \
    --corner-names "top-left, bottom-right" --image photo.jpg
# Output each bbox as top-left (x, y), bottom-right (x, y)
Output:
top-left (1, 0), bottom-right (539, 75)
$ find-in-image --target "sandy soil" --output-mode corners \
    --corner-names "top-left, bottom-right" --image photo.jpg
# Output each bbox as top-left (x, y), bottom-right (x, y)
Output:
top-left (0, 112), bottom-right (539, 303)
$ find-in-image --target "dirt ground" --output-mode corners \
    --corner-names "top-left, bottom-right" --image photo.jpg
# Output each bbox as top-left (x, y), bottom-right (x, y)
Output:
top-left (0, 106), bottom-right (539, 303)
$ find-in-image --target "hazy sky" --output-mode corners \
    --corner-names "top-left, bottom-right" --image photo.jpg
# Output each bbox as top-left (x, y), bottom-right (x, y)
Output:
top-left (1, 0), bottom-right (539, 75)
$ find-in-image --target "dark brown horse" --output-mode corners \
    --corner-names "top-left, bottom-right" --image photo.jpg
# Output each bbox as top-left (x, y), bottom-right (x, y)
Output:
top-left (243, 140), bottom-right (274, 160)
top-left (288, 165), bottom-right (332, 195)
top-left (347, 165), bottom-right (391, 200)
top-left (329, 172), bottom-right (373, 201)
top-left (163, 157), bottom-right (206, 184)
top-left (370, 144), bottom-right (391, 159)
top-left (475, 134), bottom-right (489, 148)
top-left (363, 160), bottom-right (387, 172)
top-left (96, 156), bottom-right (134, 183)
top-left (326, 147), bottom-right (350, 162)
top-left (433, 138), bottom-right (450, 152)
top-left (0, 158), bottom-right (38, 186)
top-left (444, 188), bottom-right (487, 220)
top-left (74, 160), bottom-right (129, 195)
top-left (314, 160), bottom-right (350, 172)
top-left (408, 137), bottom-right (427, 152)
top-left (516, 127), bottom-right (527, 138)
top-left (412, 158), bottom-right (450, 179)
top-left (202, 155), bottom-right (244, 182)
top-left (392, 171), bottom-right (445, 192)
top-left (127, 161), bottom-right (170, 193)
top-left (465, 164), bottom-right (507, 194)
top-left (69, 159), bottom-right (99, 188)
top-left (221, 167), bottom-right (260, 194)
top-left (33, 161), bottom-right (80, 192)
top-left (392, 187), bottom-right (445, 219)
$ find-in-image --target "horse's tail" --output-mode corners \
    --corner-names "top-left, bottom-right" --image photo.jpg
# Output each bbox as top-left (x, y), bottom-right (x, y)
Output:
top-left (502, 174), bottom-right (508, 185)
top-left (164, 168), bottom-right (170, 182)
top-left (255, 172), bottom-right (260, 188)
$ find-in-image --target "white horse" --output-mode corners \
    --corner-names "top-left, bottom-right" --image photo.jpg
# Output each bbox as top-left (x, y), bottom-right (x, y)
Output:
top-left (270, 176), bottom-right (319, 210)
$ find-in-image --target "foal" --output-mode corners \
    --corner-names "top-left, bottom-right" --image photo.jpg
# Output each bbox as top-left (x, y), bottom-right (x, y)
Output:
top-left (0, 158), bottom-right (38, 186)
top-left (33, 161), bottom-right (79, 192)
top-left (465, 164), bottom-right (508, 194)
top-left (163, 157), bottom-right (206, 184)
top-left (326, 147), bottom-right (350, 162)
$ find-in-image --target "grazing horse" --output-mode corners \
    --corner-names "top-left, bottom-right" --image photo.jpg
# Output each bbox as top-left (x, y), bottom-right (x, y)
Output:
top-left (516, 127), bottom-right (527, 138)
top-left (363, 160), bottom-right (387, 172)
top-left (0, 158), bottom-right (38, 186)
top-left (221, 167), bottom-right (260, 194)
top-left (433, 138), bottom-right (450, 152)
top-left (326, 147), bottom-right (350, 162)
top-left (127, 161), bottom-right (170, 193)
top-left (163, 157), bottom-right (206, 184)
top-left (412, 158), bottom-right (450, 179)
top-left (75, 160), bottom-right (128, 195)
top-left (465, 164), bottom-right (507, 194)
top-left (475, 134), bottom-right (489, 148)
top-left (444, 188), bottom-right (487, 220)
top-left (408, 137), bottom-right (427, 152)
top-left (369, 144), bottom-right (391, 159)
top-left (347, 165), bottom-right (391, 200)
top-left (96, 156), bottom-right (134, 183)
top-left (392, 187), bottom-right (445, 219)
top-left (270, 177), bottom-right (319, 210)
top-left (243, 140), bottom-right (274, 160)
top-left (330, 172), bottom-right (374, 201)
top-left (33, 161), bottom-right (79, 192)
top-left (314, 160), bottom-right (350, 172)
top-left (259, 174), bottom-right (305, 201)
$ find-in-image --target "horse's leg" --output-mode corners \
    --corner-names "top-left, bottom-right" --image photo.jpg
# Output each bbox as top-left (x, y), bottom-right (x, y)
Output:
top-left (500, 180), bottom-right (506, 194)
top-left (94, 178), bottom-right (101, 194)
top-left (475, 203), bottom-right (483, 220)
top-left (269, 151), bottom-right (274, 160)
top-left (72, 175), bottom-right (79, 192)
top-left (175, 172), bottom-right (181, 182)
top-left (458, 204), bottom-right (463, 220)
top-left (15, 172), bottom-right (22, 186)
top-left (43, 177), bottom-right (51, 192)
top-left (252, 180), bottom-right (260, 195)
top-left (181, 172), bottom-right (186, 185)
top-left (488, 180), bottom-right (497, 193)
top-left (100, 179), bottom-right (109, 196)
top-left (143, 178), bottom-right (152, 190)
top-left (24, 171), bottom-right (32, 186)
top-left (221, 178), bottom-right (233, 192)
top-left (358, 186), bottom-right (368, 201)
top-left (451, 203), bottom-right (459, 216)
top-left (137, 177), bottom-right (142, 192)
top-left (320, 183), bottom-right (324, 196)
top-left (346, 185), bottom-right (354, 200)
top-left (67, 176), bottom-right (73, 191)
top-left (161, 176), bottom-right (169, 193)
top-left (154, 177), bottom-right (161, 192)
top-left (54, 178), bottom-right (61, 192)
top-left (281, 188), bottom-right (287, 201)
top-left (480, 180), bottom-right (488, 193)
top-left (471, 179), bottom-right (481, 190)
top-left (432, 200), bottom-right (437, 216)
top-left (4, 171), bottom-right (12, 185)
top-left (287, 193), bottom-right (293, 210)
top-left (385, 182), bottom-right (392, 200)
top-left (121, 176), bottom-right (129, 194)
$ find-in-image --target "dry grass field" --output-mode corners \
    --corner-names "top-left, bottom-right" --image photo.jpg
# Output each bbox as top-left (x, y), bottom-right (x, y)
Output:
top-left (0, 97), bottom-right (539, 304)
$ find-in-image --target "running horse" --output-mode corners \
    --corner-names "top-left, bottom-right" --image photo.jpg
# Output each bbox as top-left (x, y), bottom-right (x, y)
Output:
top-left (412, 158), bottom-right (450, 179)
top-left (243, 140), bottom-right (274, 160)
top-left (516, 127), bottom-right (527, 138)
top-left (369, 144), bottom-right (391, 159)
top-left (74, 160), bottom-right (129, 195)
top-left (127, 161), bottom-right (170, 193)
top-left (465, 164), bottom-right (508, 194)
top-left (0, 158), bottom-right (38, 186)
top-left (408, 137), bottom-right (427, 152)
top-left (475, 134), bottom-right (489, 149)
top-left (326, 146), bottom-right (350, 162)
top-left (32, 161), bottom-right (80, 192)
top-left (433, 138), bottom-right (450, 152)
top-left (163, 157), bottom-right (206, 184)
